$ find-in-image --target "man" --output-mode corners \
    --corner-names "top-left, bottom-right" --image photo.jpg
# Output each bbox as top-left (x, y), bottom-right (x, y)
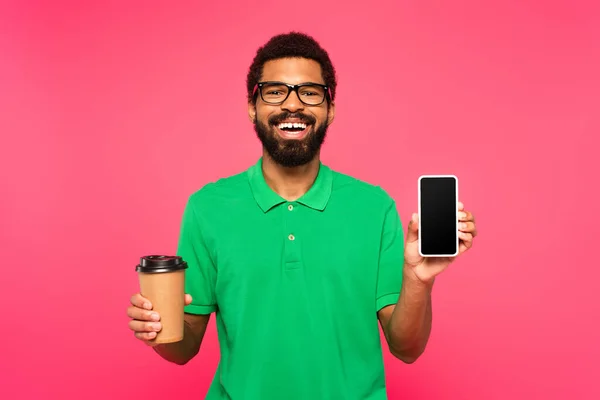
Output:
top-left (127, 32), bottom-right (477, 399)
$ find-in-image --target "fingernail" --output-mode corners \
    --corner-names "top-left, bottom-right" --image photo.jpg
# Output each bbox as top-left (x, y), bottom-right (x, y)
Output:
top-left (461, 223), bottom-right (467, 229)
top-left (459, 212), bottom-right (466, 219)
top-left (150, 313), bottom-right (160, 321)
top-left (143, 302), bottom-right (152, 310)
top-left (154, 323), bottom-right (162, 331)
top-left (149, 332), bottom-right (156, 338)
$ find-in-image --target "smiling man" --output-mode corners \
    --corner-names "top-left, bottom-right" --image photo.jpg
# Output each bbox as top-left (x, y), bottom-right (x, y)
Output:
top-left (250, 56), bottom-right (333, 169)
top-left (127, 32), bottom-right (477, 400)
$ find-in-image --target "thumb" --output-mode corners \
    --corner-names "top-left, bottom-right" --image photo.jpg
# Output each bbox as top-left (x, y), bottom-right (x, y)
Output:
top-left (406, 213), bottom-right (419, 243)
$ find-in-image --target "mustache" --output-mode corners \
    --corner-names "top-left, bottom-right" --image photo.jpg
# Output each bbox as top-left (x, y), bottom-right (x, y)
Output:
top-left (268, 112), bottom-right (316, 126)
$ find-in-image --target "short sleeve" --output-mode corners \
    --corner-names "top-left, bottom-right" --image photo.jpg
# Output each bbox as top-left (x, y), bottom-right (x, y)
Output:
top-left (177, 196), bottom-right (217, 315)
top-left (376, 200), bottom-right (405, 312)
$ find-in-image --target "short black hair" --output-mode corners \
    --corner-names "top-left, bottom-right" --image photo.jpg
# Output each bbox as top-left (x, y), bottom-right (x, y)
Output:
top-left (246, 32), bottom-right (337, 104)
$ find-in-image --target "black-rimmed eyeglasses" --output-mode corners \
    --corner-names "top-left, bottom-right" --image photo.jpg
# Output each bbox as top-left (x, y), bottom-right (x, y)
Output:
top-left (253, 81), bottom-right (330, 106)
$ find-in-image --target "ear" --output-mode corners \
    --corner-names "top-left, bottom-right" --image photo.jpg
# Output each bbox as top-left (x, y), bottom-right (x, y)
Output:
top-left (248, 101), bottom-right (257, 123)
top-left (327, 101), bottom-right (336, 126)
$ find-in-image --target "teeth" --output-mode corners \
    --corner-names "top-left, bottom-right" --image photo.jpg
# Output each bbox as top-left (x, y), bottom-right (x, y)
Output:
top-left (278, 122), bottom-right (307, 129)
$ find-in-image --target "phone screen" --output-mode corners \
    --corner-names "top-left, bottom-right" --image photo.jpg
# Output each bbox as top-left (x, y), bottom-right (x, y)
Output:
top-left (419, 176), bottom-right (458, 256)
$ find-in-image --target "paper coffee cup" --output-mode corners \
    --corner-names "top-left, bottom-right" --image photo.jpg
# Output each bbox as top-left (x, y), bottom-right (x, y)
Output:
top-left (136, 255), bottom-right (188, 344)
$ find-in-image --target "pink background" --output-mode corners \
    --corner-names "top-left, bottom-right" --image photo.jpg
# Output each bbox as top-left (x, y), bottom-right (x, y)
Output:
top-left (1, 1), bottom-right (599, 399)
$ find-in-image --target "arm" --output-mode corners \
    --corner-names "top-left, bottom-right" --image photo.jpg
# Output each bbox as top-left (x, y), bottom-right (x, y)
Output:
top-left (378, 204), bottom-right (477, 363)
top-left (375, 200), bottom-right (433, 364)
top-left (153, 313), bottom-right (210, 365)
top-left (152, 194), bottom-right (218, 364)
top-left (378, 275), bottom-right (434, 364)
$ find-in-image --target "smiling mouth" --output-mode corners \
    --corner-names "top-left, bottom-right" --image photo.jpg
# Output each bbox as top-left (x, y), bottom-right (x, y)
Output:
top-left (274, 121), bottom-right (310, 140)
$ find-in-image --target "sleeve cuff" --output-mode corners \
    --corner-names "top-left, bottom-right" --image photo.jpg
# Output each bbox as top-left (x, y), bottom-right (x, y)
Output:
top-left (184, 303), bottom-right (216, 315)
top-left (376, 293), bottom-right (400, 312)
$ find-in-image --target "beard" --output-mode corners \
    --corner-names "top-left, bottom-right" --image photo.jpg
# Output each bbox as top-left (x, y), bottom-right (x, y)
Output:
top-left (253, 111), bottom-right (329, 168)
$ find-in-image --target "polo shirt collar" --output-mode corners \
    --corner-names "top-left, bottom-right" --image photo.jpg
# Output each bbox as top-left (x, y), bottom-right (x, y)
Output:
top-left (247, 157), bottom-right (333, 213)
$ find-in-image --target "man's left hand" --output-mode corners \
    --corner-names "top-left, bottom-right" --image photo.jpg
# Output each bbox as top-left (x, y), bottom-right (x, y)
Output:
top-left (404, 201), bottom-right (477, 285)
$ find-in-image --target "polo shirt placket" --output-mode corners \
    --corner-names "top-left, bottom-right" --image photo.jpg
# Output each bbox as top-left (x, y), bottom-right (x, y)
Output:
top-left (283, 201), bottom-right (302, 270)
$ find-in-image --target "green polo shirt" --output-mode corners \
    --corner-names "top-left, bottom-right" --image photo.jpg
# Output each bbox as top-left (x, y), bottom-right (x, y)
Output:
top-left (177, 157), bottom-right (405, 400)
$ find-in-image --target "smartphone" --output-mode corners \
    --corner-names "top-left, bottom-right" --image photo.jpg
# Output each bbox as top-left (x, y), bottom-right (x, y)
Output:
top-left (418, 175), bottom-right (459, 257)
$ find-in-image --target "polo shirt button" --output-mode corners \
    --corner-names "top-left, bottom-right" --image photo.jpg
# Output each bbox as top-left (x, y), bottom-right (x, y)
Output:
top-left (288, 204), bottom-right (294, 211)
top-left (288, 234), bottom-right (295, 241)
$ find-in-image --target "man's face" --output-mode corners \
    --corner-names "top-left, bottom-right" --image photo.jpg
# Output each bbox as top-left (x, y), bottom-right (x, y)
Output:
top-left (249, 57), bottom-right (335, 167)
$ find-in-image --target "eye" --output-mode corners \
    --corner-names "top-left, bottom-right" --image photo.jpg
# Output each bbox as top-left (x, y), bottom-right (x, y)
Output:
top-left (299, 85), bottom-right (325, 98)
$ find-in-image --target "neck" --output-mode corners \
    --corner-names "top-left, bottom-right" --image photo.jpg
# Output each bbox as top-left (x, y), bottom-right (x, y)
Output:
top-left (261, 151), bottom-right (321, 202)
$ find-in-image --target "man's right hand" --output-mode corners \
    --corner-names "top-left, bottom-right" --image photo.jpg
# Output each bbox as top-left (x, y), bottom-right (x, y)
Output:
top-left (127, 293), bottom-right (193, 346)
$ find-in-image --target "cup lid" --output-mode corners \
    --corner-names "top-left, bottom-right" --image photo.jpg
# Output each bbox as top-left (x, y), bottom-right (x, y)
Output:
top-left (136, 255), bottom-right (188, 273)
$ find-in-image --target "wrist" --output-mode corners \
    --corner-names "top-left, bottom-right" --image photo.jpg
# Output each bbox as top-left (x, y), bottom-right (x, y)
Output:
top-left (403, 266), bottom-right (435, 290)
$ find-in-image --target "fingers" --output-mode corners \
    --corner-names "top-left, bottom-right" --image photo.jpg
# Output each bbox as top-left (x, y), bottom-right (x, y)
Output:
top-left (128, 293), bottom-right (193, 344)
top-left (406, 213), bottom-right (419, 243)
top-left (458, 221), bottom-right (476, 233)
top-left (130, 293), bottom-right (152, 310)
top-left (135, 331), bottom-right (158, 341)
top-left (459, 231), bottom-right (474, 253)
top-left (458, 205), bottom-right (477, 237)
top-left (129, 319), bottom-right (162, 334)
top-left (410, 213), bottom-right (418, 229)
top-left (458, 210), bottom-right (475, 224)
top-left (458, 210), bottom-right (472, 221)
top-left (459, 231), bottom-right (473, 243)
top-left (128, 292), bottom-right (162, 344)
top-left (458, 201), bottom-right (464, 211)
top-left (127, 305), bottom-right (160, 322)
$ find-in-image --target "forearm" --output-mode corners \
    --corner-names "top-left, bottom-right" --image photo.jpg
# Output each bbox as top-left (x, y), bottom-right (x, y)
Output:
top-left (386, 272), bottom-right (433, 362)
top-left (153, 321), bottom-right (201, 365)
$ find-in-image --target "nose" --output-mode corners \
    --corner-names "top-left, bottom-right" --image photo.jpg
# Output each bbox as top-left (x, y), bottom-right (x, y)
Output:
top-left (281, 89), bottom-right (304, 112)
